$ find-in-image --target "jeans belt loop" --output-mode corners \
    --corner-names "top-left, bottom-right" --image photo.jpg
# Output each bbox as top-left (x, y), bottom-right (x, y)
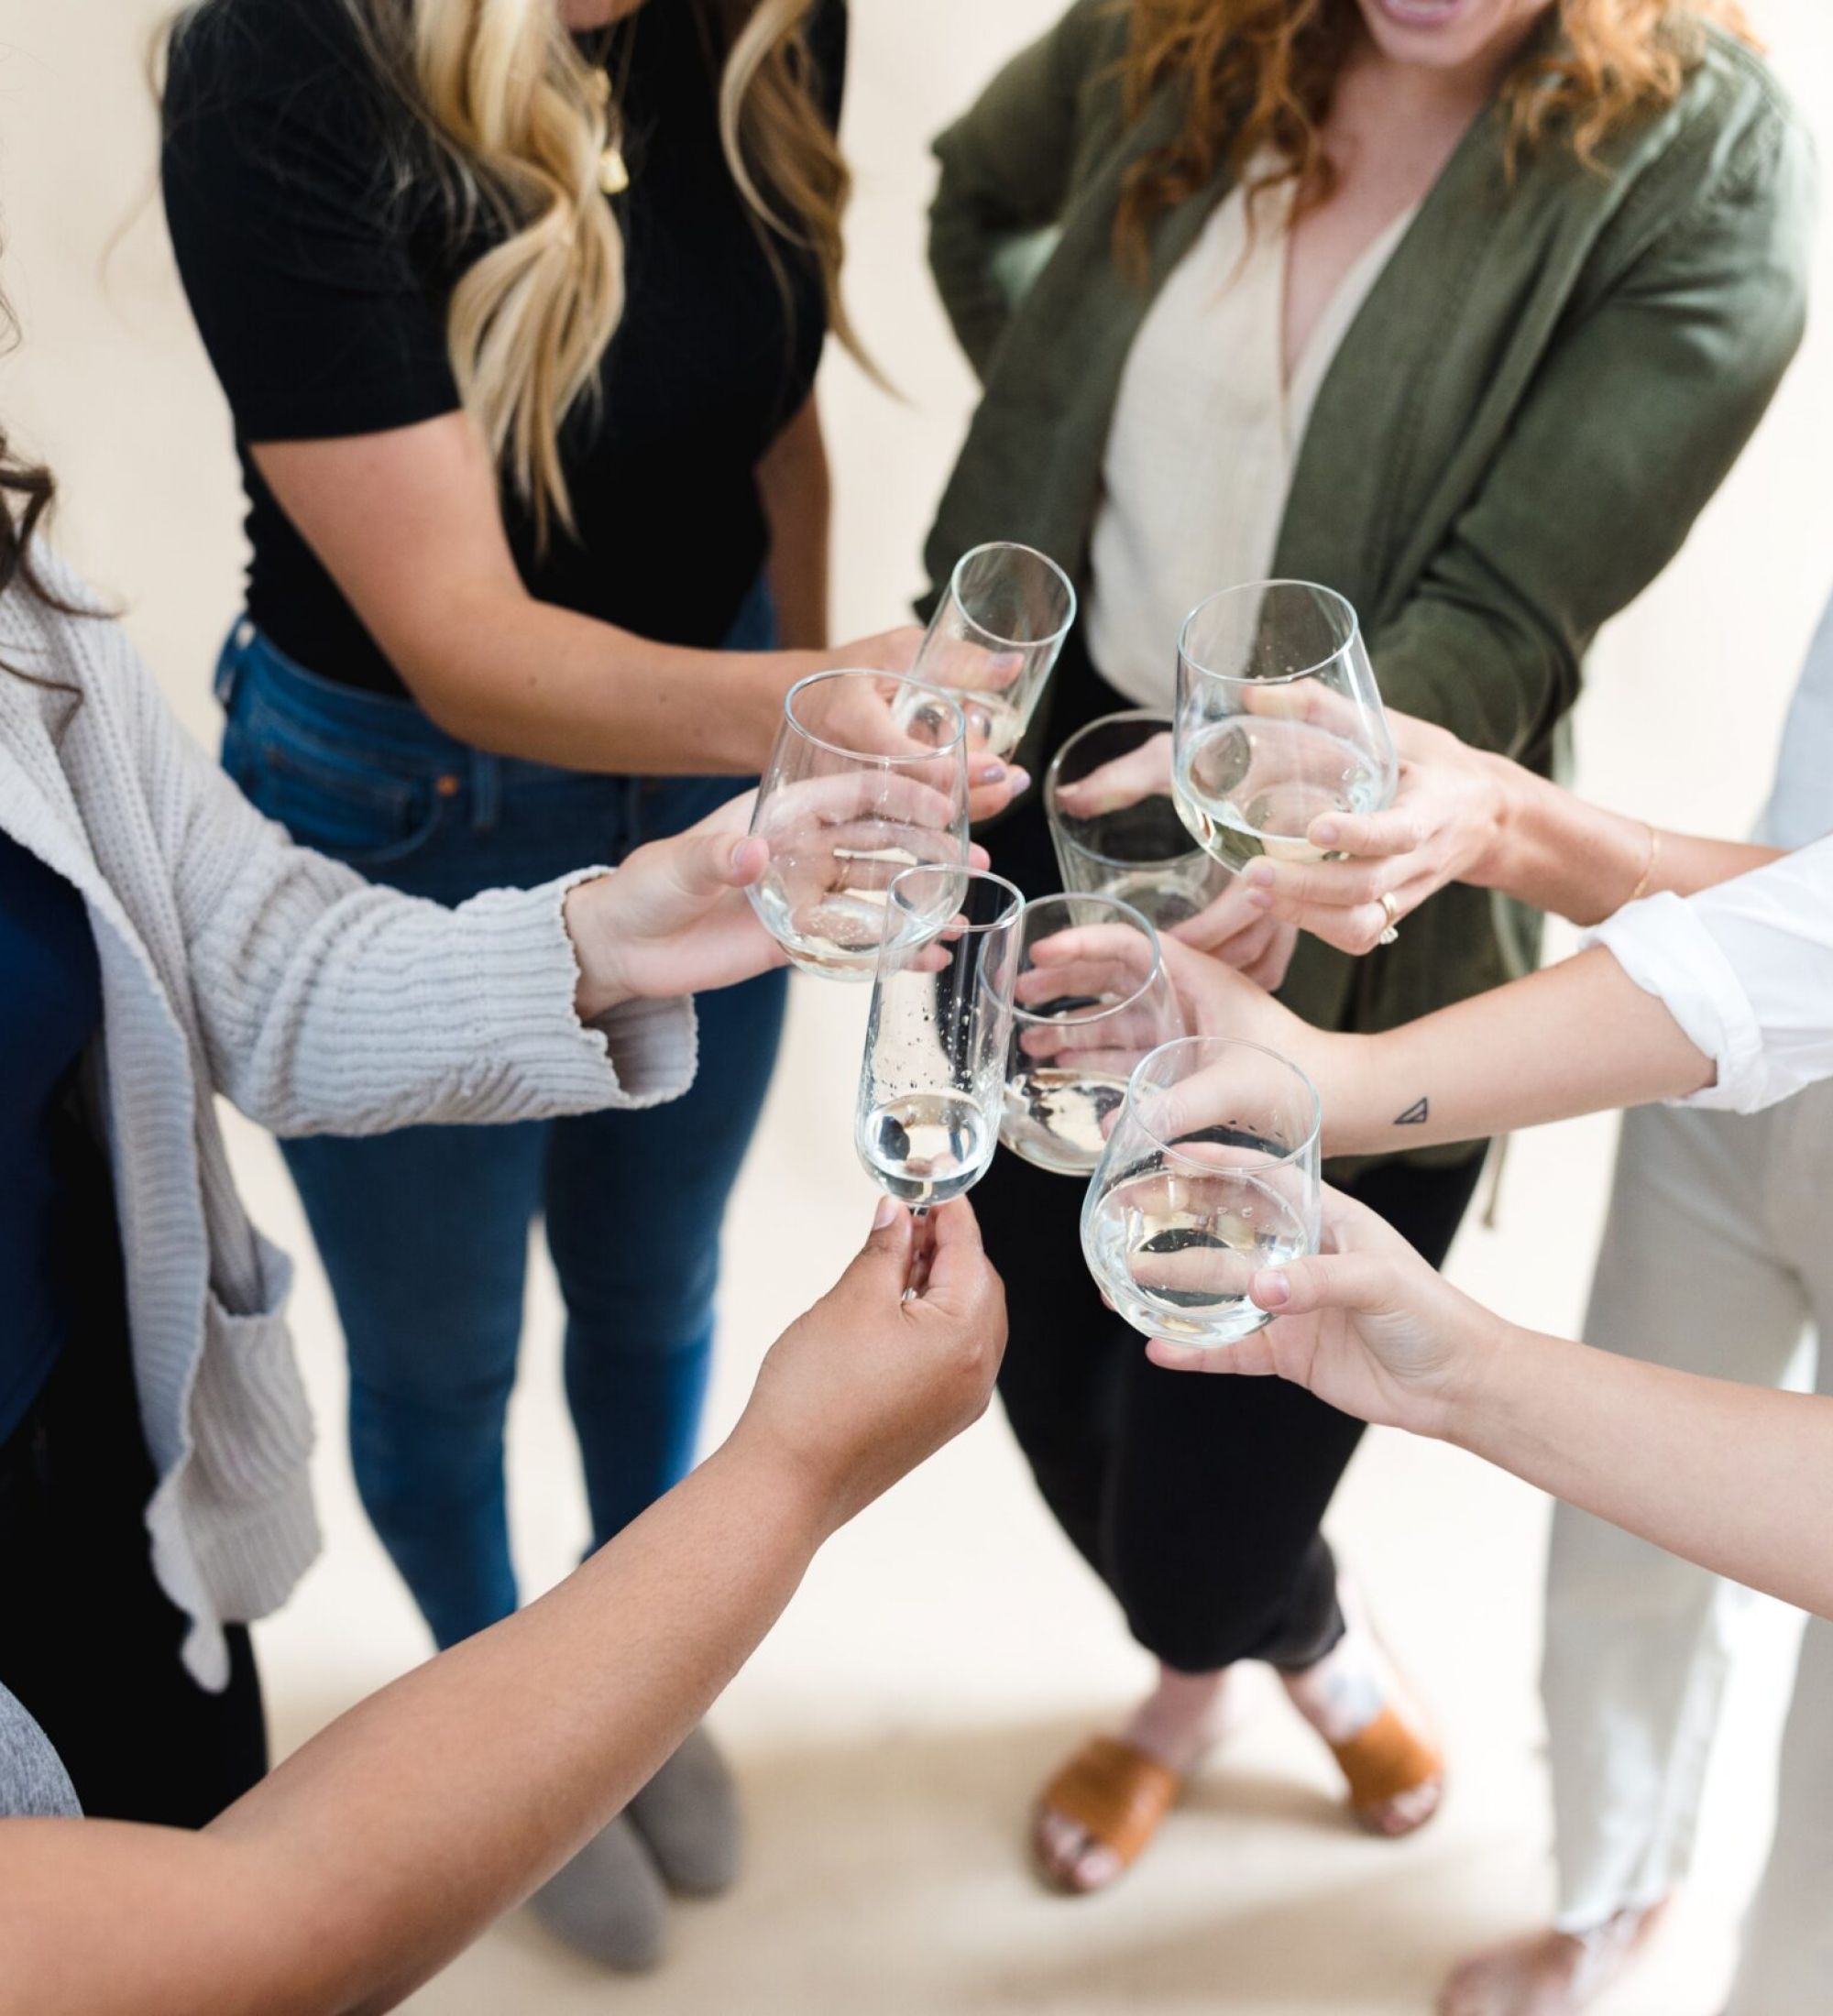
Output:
top-left (214, 619), bottom-right (257, 712)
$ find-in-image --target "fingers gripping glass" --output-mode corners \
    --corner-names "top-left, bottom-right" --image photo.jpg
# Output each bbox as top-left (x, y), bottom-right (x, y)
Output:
top-left (1044, 709), bottom-right (1232, 930)
top-left (899, 542), bottom-right (1077, 761)
top-left (1172, 582), bottom-right (1398, 875)
top-left (1081, 1036), bottom-right (1322, 1347)
top-left (856, 867), bottom-right (1024, 1215)
top-left (1002, 894), bottom-right (1187, 1177)
top-left (748, 669), bottom-right (973, 981)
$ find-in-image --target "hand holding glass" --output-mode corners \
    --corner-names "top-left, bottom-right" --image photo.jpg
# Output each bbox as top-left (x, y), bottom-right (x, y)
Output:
top-left (748, 670), bottom-right (971, 980)
top-left (1045, 709), bottom-right (1231, 930)
top-left (856, 867), bottom-right (1024, 1211)
top-left (902, 542), bottom-right (1077, 760)
top-left (1002, 896), bottom-right (1186, 1177)
top-left (1081, 1036), bottom-right (1322, 1346)
top-left (1173, 582), bottom-right (1397, 874)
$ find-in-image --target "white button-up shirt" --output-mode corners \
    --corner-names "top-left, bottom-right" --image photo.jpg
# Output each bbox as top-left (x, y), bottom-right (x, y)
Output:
top-left (1586, 589), bottom-right (1833, 1114)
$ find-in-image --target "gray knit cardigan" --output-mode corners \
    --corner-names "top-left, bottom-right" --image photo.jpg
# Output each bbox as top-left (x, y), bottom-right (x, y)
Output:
top-left (0, 557), bottom-right (698, 1687)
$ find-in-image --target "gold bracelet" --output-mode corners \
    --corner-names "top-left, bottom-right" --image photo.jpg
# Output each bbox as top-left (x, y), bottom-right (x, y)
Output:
top-left (1623, 821), bottom-right (1661, 908)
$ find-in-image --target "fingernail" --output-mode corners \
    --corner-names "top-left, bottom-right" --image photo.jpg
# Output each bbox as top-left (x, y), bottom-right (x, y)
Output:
top-left (1246, 888), bottom-right (1272, 910)
top-left (873, 1196), bottom-right (899, 1230)
top-left (980, 762), bottom-right (1007, 784)
top-left (1150, 1341), bottom-right (1202, 1366)
top-left (1256, 1270), bottom-right (1291, 1306)
top-left (730, 841), bottom-right (752, 871)
top-left (1009, 768), bottom-right (1032, 793)
top-left (1245, 862), bottom-right (1274, 888)
top-left (1312, 820), bottom-right (1340, 847)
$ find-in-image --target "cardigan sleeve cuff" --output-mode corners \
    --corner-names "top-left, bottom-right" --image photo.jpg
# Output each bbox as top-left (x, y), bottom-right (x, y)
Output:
top-left (1583, 891), bottom-right (1765, 1112)
top-left (459, 872), bottom-right (699, 1114)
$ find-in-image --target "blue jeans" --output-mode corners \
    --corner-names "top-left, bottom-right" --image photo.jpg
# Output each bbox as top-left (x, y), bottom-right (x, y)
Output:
top-left (216, 583), bottom-right (787, 1649)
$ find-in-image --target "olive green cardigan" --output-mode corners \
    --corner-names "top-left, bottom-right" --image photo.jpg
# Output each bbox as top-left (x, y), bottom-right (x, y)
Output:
top-left (926, 3), bottom-right (1815, 1051)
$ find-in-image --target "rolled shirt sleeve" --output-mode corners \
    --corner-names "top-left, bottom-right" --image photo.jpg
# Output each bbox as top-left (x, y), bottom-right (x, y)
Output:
top-left (1584, 834), bottom-right (1833, 1113)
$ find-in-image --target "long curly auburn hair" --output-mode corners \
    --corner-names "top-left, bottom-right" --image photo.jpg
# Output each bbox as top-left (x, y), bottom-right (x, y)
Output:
top-left (1114, 0), bottom-right (1758, 267)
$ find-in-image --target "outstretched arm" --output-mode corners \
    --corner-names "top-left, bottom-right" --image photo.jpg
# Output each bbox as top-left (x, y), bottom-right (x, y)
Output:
top-left (0, 1201), bottom-right (1007, 2016)
top-left (1147, 1189), bottom-right (1833, 1622)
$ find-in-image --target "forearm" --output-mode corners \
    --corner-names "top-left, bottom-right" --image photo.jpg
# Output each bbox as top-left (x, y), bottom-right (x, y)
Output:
top-left (1313, 948), bottom-right (1714, 1154)
top-left (0, 1437), bottom-right (826, 2016)
top-left (1449, 1327), bottom-right (1833, 1619)
top-left (1478, 761), bottom-right (1783, 923)
top-left (390, 587), bottom-right (793, 775)
top-left (757, 397), bottom-right (831, 651)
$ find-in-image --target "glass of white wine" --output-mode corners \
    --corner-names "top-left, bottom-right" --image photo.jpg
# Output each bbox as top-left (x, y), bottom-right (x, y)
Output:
top-left (1081, 1035), bottom-right (1322, 1347)
top-left (904, 542), bottom-right (1077, 761)
top-left (1172, 581), bottom-right (1397, 874)
top-left (748, 669), bottom-right (971, 980)
top-left (1045, 709), bottom-right (1231, 930)
top-left (856, 866), bottom-right (1024, 1212)
top-left (1002, 894), bottom-right (1186, 1177)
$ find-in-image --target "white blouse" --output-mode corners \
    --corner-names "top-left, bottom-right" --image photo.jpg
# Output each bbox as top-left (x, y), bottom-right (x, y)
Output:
top-left (1586, 587), bottom-right (1833, 1115)
top-left (1086, 176), bottom-right (1419, 709)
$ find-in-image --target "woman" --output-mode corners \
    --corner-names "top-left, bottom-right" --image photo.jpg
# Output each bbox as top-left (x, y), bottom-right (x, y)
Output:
top-left (923, 0), bottom-right (1812, 1891)
top-left (159, 0), bottom-right (1018, 1945)
top-left (0, 373), bottom-right (829, 1856)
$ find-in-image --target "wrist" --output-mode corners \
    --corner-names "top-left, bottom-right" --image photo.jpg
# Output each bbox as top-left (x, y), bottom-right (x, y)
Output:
top-left (719, 1409), bottom-right (853, 1550)
top-left (564, 876), bottom-right (631, 1023)
top-left (1315, 1029), bottom-right (1382, 1156)
top-left (1433, 1302), bottom-right (1524, 1450)
top-left (1464, 752), bottom-right (1537, 895)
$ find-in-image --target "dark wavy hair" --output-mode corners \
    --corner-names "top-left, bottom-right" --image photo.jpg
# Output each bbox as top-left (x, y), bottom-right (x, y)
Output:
top-left (0, 290), bottom-right (89, 696)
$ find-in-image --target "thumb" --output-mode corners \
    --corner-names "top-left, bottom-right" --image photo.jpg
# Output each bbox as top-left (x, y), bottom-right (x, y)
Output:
top-left (657, 827), bottom-right (770, 904)
top-left (842, 1197), bottom-right (916, 1299)
top-left (1251, 1251), bottom-right (1400, 1321)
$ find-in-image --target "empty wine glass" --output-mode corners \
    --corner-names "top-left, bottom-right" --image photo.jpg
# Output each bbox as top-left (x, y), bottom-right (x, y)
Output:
top-left (748, 669), bottom-right (972, 980)
top-left (1002, 894), bottom-right (1186, 1177)
top-left (1081, 1035), bottom-right (1322, 1346)
top-left (856, 866), bottom-right (1024, 1212)
top-left (1045, 709), bottom-right (1231, 931)
top-left (903, 541), bottom-right (1077, 760)
top-left (1172, 581), bottom-right (1397, 874)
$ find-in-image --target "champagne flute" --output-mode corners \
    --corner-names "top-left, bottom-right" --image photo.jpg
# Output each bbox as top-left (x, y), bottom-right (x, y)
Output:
top-left (856, 866), bottom-right (1024, 1214)
top-left (748, 669), bottom-right (971, 980)
top-left (1044, 709), bottom-right (1231, 930)
top-left (1172, 581), bottom-right (1398, 874)
top-left (1002, 894), bottom-right (1186, 1176)
top-left (1081, 1036), bottom-right (1322, 1346)
top-left (904, 541), bottom-right (1077, 760)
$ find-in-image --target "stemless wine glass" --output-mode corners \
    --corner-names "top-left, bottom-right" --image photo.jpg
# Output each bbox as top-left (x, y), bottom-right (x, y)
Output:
top-left (904, 541), bottom-right (1077, 759)
top-left (1044, 709), bottom-right (1231, 931)
top-left (1081, 1035), bottom-right (1322, 1346)
top-left (856, 866), bottom-right (1024, 1211)
top-left (1002, 894), bottom-right (1187, 1177)
top-left (748, 669), bottom-right (972, 981)
top-left (1172, 581), bottom-right (1398, 874)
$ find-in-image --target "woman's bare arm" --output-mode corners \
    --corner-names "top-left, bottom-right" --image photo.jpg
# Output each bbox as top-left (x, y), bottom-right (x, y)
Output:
top-left (755, 393), bottom-right (831, 652)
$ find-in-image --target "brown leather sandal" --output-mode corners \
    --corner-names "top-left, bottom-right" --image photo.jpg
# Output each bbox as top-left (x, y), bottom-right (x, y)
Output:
top-left (1327, 1704), bottom-right (1444, 1835)
top-left (1030, 1736), bottom-right (1184, 1892)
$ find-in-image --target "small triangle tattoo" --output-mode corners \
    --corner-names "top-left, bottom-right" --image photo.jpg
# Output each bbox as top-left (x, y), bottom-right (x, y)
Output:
top-left (1395, 1097), bottom-right (1430, 1125)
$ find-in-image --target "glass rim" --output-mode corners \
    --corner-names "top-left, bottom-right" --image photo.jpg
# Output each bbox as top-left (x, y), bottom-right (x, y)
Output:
top-left (1042, 709), bottom-right (1210, 874)
top-left (1124, 1034), bottom-right (1323, 1172)
top-left (884, 862), bottom-right (1026, 937)
top-left (944, 541), bottom-right (1079, 655)
top-left (1010, 893), bottom-right (1167, 1028)
top-left (1177, 579), bottom-right (1361, 690)
top-left (783, 667), bottom-right (968, 763)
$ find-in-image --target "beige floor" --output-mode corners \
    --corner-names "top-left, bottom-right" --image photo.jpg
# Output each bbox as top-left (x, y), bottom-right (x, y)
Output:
top-left (5, 1), bottom-right (1833, 2010)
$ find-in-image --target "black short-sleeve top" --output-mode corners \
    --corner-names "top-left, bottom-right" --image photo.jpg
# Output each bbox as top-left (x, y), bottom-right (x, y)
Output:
top-left (163, 0), bottom-right (845, 697)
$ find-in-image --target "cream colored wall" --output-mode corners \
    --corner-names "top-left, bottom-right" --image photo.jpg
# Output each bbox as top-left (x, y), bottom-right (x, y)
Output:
top-left (2, 5), bottom-right (1831, 2011)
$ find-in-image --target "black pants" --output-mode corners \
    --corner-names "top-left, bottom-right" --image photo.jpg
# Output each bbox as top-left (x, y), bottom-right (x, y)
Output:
top-left (978, 641), bottom-right (1487, 1675)
top-left (0, 1244), bottom-right (268, 1825)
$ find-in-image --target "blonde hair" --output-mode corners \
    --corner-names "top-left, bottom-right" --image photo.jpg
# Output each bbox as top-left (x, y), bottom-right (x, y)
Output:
top-left (1115, 0), bottom-right (1759, 269)
top-left (345, 0), bottom-right (855, 539)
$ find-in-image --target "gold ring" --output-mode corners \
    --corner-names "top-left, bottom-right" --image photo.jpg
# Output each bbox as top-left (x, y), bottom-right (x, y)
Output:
top-left (1377, 890), bottom-right (1400, 946)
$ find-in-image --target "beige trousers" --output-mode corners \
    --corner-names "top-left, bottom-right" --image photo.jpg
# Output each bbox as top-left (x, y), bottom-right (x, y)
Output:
top-left (1543, 1082), bottom-right (1833, 2011)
